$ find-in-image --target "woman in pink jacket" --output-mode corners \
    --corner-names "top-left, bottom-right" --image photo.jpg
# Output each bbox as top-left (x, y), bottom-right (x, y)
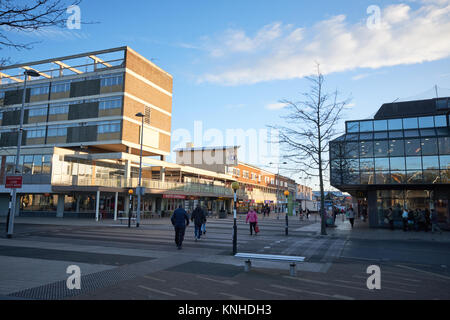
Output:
top-left (246, 207), bottom-right (258, 235)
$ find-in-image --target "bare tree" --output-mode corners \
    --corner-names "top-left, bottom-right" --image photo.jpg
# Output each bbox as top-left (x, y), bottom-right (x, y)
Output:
top-left (0, 0), bottom-right (82, 58)
top-left (270, 65), bottom-right (351, 235)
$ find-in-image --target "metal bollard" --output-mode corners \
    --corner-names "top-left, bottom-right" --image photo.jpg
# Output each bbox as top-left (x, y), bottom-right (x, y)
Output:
top-left (244, 259), bottom-right (252, 272)
top-left (290, 263), bottom-right (296, 277)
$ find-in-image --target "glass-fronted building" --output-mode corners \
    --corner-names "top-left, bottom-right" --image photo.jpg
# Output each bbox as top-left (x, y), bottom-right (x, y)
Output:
top-left (330, 97), bottom-right (450, 228)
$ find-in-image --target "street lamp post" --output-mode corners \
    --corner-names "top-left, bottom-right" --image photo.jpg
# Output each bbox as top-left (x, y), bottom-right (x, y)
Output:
top-left (135, 112), bottom-right (145, 228)
top-left (231, 181), bottom-right (239, 255)
top-left (284, 190), bottom-right (290, 236)
top-left (269, 161), bottom-right (287, 218)
top-left (6, 69), bottom-right (40, 238)
top-left (128, 189), bottom-right (134, 228)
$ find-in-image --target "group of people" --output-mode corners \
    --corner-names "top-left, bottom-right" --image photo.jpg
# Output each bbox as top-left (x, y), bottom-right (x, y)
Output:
top-left (397, 208), bottom-right (442, 233)
top-left (170, 204), bottom-right (207, 250)
top-left (170, 205), bottom-right (262, 250)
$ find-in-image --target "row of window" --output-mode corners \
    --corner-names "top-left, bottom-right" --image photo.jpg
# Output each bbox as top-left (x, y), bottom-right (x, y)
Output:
top-left (333, 155), bottom-right (450, 172)
top-left (340, 127), bottom-right (448, 141)
top-left (346, 115), bottom-right (448, 133)
top-left (333, 170), bottom-right (449, 185)
top-left (333, 137), bottom-right (450, 159)
top-left (5, 154), bottom-right (52, 175)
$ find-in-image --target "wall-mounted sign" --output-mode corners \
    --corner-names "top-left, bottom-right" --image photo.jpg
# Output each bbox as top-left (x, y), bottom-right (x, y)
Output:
top-left (163, 194), bottom-right (186, 199)
top-left (5, 176), bottom-right (22, 189)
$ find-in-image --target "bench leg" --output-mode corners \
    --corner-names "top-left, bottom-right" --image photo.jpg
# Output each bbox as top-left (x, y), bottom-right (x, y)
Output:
top-left (290, 263), bottom-right (296, 277)
top-left (244, 259), bottom-right (252, 272)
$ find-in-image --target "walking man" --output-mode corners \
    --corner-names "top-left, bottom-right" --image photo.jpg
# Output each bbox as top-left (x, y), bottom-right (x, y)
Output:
top-left (191, 204), bottom-right (206, 241)
top-left (171, 204), bottom-right (190, 250)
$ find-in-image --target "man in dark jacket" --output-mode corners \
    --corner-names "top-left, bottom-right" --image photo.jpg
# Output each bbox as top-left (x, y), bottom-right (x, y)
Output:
top-left (171, 205), bottom-right (190, 249)
top-left (191, 205), bottom-right (206, 241)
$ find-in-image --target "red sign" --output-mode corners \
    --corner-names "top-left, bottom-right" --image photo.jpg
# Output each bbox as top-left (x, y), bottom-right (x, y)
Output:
top-left (163, 194), bottom-right (186, 199)
top-left (5, 176), bottom-right (22, 188)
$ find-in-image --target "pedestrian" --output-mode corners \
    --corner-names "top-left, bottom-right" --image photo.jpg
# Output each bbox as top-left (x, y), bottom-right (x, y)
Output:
top-left (246, 206), bottom-right (258, 235)
top-left (191, 204), bottom-right (206, 241)
top-left (402, 208), bottom-right (409, 232)
top-left (170, 205), bottom-right (190, 250)
top-left (430, 209), bottom-right (442, 234)
top-left (306, 209), bottom-right (310, 220)
top-left (407, 210), bottom-right (414, 231)
top-left (424, 208), bottom-right (431, 232)
top-left (346, 207), bottom-right (355, 228)
top-left (386, 208), bottom-right (394, 230)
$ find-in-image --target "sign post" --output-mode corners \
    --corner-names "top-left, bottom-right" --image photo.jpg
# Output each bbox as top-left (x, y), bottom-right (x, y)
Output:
top-left (5, 176), bottom-right (23, 237)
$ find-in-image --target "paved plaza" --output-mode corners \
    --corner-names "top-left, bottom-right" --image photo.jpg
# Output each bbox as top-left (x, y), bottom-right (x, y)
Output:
top-left (0, 214), bottom-right (449, 300)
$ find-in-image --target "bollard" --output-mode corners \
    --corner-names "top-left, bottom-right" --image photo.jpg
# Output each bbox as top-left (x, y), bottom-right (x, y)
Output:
top-left (244, 259), bottom-right (252, 272)
top-left (290, 263), bottom-right (296, 277)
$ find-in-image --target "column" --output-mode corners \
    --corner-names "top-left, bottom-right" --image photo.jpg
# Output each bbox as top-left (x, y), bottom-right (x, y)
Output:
top-left (95, 190), bottom-right (100, 221)
top-left (124, 194), bottom-right (130, 217)
top-left (114, 192), bottom-right (118, 221)
top-left (75, 194), bottom-right (80, 214)
top-left (56, 194), bottom-right (64, 218)
top-left (152, 198), bottom-right (156, 213)
top-left (161, 167), bottom-right (165, 182)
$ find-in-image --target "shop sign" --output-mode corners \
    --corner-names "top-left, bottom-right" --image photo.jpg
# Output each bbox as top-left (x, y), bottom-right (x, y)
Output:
top-left (163, 194), bottom-right (186, 199)
top-left (6, 176), bottom-right (22, 188)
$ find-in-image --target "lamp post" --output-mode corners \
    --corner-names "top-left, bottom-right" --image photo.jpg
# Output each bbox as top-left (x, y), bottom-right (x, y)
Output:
top-left (269, 161), bottom-right (287, 218)
top-left (284, 190), bottom-right (290, 236)
top-left (128, 189), bottom-right (134, 228)
top-left (231, 181), bottom-right (239, 255)
top-left (135, 112), bottom-right (145, 228)
top-left (6, 69), bottom-right (40, 238)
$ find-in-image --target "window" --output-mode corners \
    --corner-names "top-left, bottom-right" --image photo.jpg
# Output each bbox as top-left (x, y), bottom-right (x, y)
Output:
top-left (375, 158), bottom-right (389, 171)
top-left (27, 128), bottom-right (46, 138)
top-left (49, 104), bottom-right (69, 114)
top-left (360, 158), bottom-right (374, 172)
top-left (359, 121), bottom-right (373, 132)
top-left (388, 139), bottom-right (404, 157)
top-left (389, 130), bottom-right (403, 138)
top-left (422, 156), bottom-right (439, 170)
top-left (346, 121), bottom-right (359, 133)
top-left (421, 138), bottom-right (438, 156)
top-left (403, 117), bottom-right (418, 129)
top-left (345, 142), bottom-right (359, 158)
top-left (51, 82), bottom-right (70, 93)
top-left (32, 155), bottom-right (42, 174)
top-left (99, 98), bottom-right (122, 110)
top-left (28, 106), bottom-right (47, 117)
top-left (374, 132), bottom-right (388, 139)
top-left (388, 119), bottom-right (403, 130)
top-left (48, 125), bottom-right (67, 137)
top-left (100, 74), bottom-right (123, 87)
top-left (359, 141), bottom-right (373, 158)
top-left (97, 121), bottom-right (121, 134)
top-left (405, 139), bottom-right (421, 156)
top-left (373, 120), bottom-right (387, 131)
top-left (405, 157), bottom-right (422, 170)
top-left (435, 115), bottom-right (447, 127)
top-left (438, 137), bottom-right (450, 154)
top-left (390, 157), bottom-right (406, 171)
top-left (418, 116), bottom-right (434, 128)
top-left (5, 156), bottom-right (16, 174)
top-left (30, 85), bottom-right (49, 96)
top-left (374, 140), bottom-right (389, 157)
top-left (404, 130), bottom-right (420, 137)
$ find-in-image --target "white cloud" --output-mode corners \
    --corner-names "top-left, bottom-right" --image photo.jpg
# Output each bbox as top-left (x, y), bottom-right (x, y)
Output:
top-left (198, 1), bottom-right (450, 85)
top-left (265, 102), bottom-right (287, 110)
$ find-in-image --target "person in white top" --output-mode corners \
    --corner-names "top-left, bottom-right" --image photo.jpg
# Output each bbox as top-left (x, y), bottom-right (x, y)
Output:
top-left (346, 207), bottom-right (355, 228)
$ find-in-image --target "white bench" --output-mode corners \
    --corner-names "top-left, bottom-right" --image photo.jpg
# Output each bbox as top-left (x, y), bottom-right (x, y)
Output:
top-left (235, 253), bottom-right (305, 276)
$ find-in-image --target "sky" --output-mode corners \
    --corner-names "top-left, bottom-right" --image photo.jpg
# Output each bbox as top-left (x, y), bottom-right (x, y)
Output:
top-left (2, 0), bottom-right (450, 189)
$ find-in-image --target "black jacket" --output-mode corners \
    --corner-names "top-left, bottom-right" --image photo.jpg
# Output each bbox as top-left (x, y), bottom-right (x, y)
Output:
top-left (171, 207), bottom-right (190, 228)
top-left (191, 207), bottom-right (206, 226)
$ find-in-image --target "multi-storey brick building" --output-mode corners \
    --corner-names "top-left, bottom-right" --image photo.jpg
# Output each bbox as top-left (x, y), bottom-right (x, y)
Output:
top-left (0, 47), bottom-right (235, 219)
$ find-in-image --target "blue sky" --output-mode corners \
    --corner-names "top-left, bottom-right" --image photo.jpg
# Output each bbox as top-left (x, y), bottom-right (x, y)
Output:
top-left (3, 0), bottom-right (450, 187)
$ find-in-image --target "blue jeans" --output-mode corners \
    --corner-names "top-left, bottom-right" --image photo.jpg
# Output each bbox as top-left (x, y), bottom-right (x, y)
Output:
top-left (194, 224), bottom-right (202, 239)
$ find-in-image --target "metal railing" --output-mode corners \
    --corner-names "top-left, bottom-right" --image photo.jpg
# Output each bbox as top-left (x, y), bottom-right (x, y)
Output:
top-left (51, 174), bottom-right (233, 196)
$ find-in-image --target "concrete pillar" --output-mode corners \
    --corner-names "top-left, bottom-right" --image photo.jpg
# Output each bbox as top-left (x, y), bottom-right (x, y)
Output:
top-left (76, 195), bottom-right (80, 213)
top-left (161, 167), bottom-right (165, 182)
top-left (124, 195), bottom-right (130, 217)
top-left (114, 192), bottom-right (118, 221)
top-left (56, 194), bottom-right (64, 218)
top-left (95, 190), bottom-right (100, 221)
top-left (368, 190), bottom-right (378, 228)
top-left (152, 198), bottom-right (156, 213)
